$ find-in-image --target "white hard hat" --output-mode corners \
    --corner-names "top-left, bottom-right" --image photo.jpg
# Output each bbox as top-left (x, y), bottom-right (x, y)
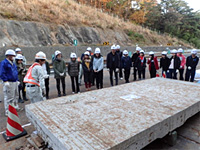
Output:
top-left (70, 53), bottom-right (77, 58)
top-left (55, 50), bottom-right (62, 56)
top-left (87, 47), bottom-right (92, 52)
top-left (162, 51), bottom-right (167, 55)
top-left (171, 49), bottom-right (177, 54)
top-left (123, 50), bottom-right (128, 55)
top-left (35, 51), bottom-right (46, 60)
top-left (111, 45), bottom-right (116, 50)
top-left (84, 51), bottom-right (90, 55)
top-left (178, 48), bottom-right (183, 53)
top-left (15, 54), bottom-right (23, 60)
top-left (191, 49), bottom-right (197, 54)
top-left (136, 47), bottom-right (141, 51)
top-left (95, 48), bottom-right (101, 54)
top-left (116, 45), bottom-right (120, 49)
top-left (15, 48), bottom-right (22, 52)
top-left (140, 50), bottom-right (144, 53)
top-left (5, 49), bottom-right (16, 56)
top-left (149, 51), bottom-right (154, 55)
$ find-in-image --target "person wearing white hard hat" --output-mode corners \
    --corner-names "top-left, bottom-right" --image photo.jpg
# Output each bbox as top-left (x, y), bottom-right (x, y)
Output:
top-left (53, 50), bottom-right (66, 97)
top-left (15, 48), bottom-right (27, 65)
top-left (0, 49), bottom-right (21, 116)
top-left (116, 45), bottom-right (123, 80)
top-left (68, 53), bottom-right (80, 94)
top-left (135, 50), bottom-right (146, 80)
top-left (121, 50), bottom-right (132, 83)
top-left (168, 49), bottom-right (181, 79)
top-left (185, 49), bottom-right (199, 82)
top-left (42, 60), bottom-right (50, 99)
top-left (93, 48), bottom-right (104, 89)
top-left (15, 54), bottom-right (28, 103)
top-left (107, 45), bottom-right (120, 86)
top-left (147, 51), bottom-right (159, 78)
top-left (177, 48), bottom-right (186, 80)
top-left (24, 51), bottom-right (46, 103)
top-left (82, 51), bottom-right (93, 91)
top-left (160, 51), bottom-right (170, 78)
top-left (131, 46), bottom-right (141, 81)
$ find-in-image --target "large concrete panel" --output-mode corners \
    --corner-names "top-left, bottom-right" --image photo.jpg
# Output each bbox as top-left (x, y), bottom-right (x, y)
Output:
top-left (25, 78), bottom-right (200, 150)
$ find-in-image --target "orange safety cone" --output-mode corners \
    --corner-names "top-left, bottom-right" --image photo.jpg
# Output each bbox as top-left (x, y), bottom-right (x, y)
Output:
top-left (3, 104), bottom-right (27, 141)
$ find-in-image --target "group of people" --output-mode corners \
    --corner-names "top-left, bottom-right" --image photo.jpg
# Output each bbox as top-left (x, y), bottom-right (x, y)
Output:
top-left (0, 45), bottom-right (199, 116)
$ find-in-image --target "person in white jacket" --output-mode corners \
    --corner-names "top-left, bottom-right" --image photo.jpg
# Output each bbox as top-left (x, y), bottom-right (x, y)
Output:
top-left (93, 48), bottom-right (104, 89)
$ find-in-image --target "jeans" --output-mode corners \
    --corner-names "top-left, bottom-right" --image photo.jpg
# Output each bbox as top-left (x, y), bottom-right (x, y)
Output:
top-left (168, 69), bottom-right (177, 79)
top-left (138, 69), bottom-right (145, 80)
top-left (124, 69), bottom-right (130, 83)
top-left (185, 69), bottom-right (196, 82)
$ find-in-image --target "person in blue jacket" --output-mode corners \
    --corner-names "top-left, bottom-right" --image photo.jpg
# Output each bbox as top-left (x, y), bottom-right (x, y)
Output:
top-left (0, 49), bottom-right (21, 116)
top-left (121, 50), bottom-right (132, 83)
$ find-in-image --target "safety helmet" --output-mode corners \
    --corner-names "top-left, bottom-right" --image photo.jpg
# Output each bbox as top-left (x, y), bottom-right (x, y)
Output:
top-left (55, 50), bottom-right (62, 57)
top-left (171, 49), bottom-right (177, 54)
top-left (15, 48), bottom-right (22, 52)
top-left (70, 53), bottom-right (77, 58)
top-left (95, 48), bottom-right (101, 54)
top-left (123, 50), bottom-right (128, 55)
top-left (35, 51), bottom-right (46, 60)
top-left (178, 48), bottom-right (183, 53)
top-left (136, 47), bottom-right (141, 51)
top-left (84, 51), bottom-right (90, 56)
top-left (149, 51), bottom-right (154, 55)
top-left (162, 51), bottom-right (167, 55)
top-left (5, 49), bottom-right (16, 56)
top-left (15, 54), bottom-right (23, 60)
top-left (116, 45), bottom-right (120, 49)
top-left (191, 49), bottom-right (197, 54)
top-left (111, 45), bottom-right (116, 50)
top-left (87, 47), bottom-right (92, 52)
top-left (140, 50), bottom-right (144, 53)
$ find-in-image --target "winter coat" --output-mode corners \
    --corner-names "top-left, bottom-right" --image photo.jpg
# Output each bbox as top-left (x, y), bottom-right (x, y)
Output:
top-left (160, 57), bottom-right (170, 71)
top-left (93, 56), bottom-right (104, 72)
top-left (0, 58), bottom-right (18, 82)
top-left (68, 60), bottom-right (79, 77)
top-left (121, 56), bottom-right (132, 69)
top-left (177, 54), bottom-right (186, 69)
top-left (135, 56), bottom-right (146, 70)
top-left (53, 58), bottom-right (66, 79)
top-left (131, 52), bottom-right (140, 67)
top-left (106, 52), bottom-right (120, 69)
top-left (169, 55), bottom-right (181, 70)
top-left (82, 58), bottom-right (93, 83)
top-left (147, 56), bottom-right (159, 71)
top-left (16, 62), bottom-right (26, 85)
top-left (186, 55), bottom-right (199, 70)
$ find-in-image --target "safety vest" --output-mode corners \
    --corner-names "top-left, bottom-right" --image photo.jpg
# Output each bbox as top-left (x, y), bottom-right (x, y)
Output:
top-left (23, 62), bottom-right (40, 86)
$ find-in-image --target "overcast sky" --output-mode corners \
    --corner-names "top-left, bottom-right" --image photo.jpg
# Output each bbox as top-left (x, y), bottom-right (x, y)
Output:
top-left (184, 0), bottom-right (200, 11)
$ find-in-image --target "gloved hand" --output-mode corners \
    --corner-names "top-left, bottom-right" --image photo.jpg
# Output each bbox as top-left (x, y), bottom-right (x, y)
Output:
top-left (188, 66), bottom-right (192, 70)
top-left (4, 82), bottom-right (10, 88)
top-left (180, 66), bottom-right (183, 69)
top-left (176, 69), bottom-right (179, 73)
top-left (60, 73), bottom-right (64, 76)
top-left (167, 70), bottom-right (169, 73)
top-left (44, 75), bottom-right (49, 79)
top-left (17, 81), bottom-right (20, 85)
top-left (148, 58), bottom-right (151, 61)
top-left (116, 68), bottom-right (119, 72)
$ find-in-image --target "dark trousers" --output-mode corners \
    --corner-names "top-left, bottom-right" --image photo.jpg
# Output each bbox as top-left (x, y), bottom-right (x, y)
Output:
top-left (133, 67), bottom-right (138, 80)
top-left (168, 69), bottom-right (177, 79)
top-left (185, 69), bottom-right (196, 82)
top-left (138, 69), bottom-right (145, 80)
top-left (150, 68), bottom-right (156, 78)
top-left (56, 77), bottom-right (66, 95)
top-left (18, 82), bottom-right (26, 99)
top-left (109, 68), bottom-right (118, 86)
top-left (179, 69), bottom-right (184, 80)
top-left (92, 71), bottom-right (95, 86)
top-left (70, 76), bottom-right (80, 93)
top-left (119, 67), bottom-right (123, 78)
top-left (45, 78), bottom-right (49, 97)
top-left (124, 69), bottom-right (130, 83)
top-left (94, 70), bottom-right (103, 89)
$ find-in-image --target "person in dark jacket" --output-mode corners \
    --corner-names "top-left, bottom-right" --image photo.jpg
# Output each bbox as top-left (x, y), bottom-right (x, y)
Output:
top-left (132, 47), bottom-right (141, 81)
top-left (68, 53), bottom-right (80, 93)
top-left (185, 49), bottom-right (199, 82)
top-left (135, 50), bottom-right (146, 80)
top-left (160, 51), bottom-right (170, 78)
top-left (121, 50), bottom-right (132, 83)
top-left (42, 61), bottom-right (50, 99)
top-left (147, 51), bottom-right (159, 78)
top-left (53, 50), bottom-right (66, 97)
top-left (107, 45), bottom-right (120, 86)
top-left (82, 51), bottom-right (93, 91)
top-left (168, 49), bottom-right (181, 79)
top-left (116, 45), bottom-right (123, 80)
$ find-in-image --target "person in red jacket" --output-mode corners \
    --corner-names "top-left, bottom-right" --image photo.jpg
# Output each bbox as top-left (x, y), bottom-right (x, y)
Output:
top-left (177, 48), bottom-right (186, 80)
top-left (147, 51), bottom-right (159, 78)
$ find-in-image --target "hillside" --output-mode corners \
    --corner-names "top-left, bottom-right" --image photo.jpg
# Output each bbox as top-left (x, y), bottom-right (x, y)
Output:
top-left (0, 0), bottom-right (191, 47)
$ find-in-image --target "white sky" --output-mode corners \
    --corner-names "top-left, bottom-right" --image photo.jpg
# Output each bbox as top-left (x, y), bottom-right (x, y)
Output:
top-left (184, 0), bottom-right (200, 11)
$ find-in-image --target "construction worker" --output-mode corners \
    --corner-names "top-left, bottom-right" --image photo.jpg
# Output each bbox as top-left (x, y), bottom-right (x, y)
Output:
top-left (116, 45), bottom-right (123, 80)
top-left (42, 60), bottom-right (50, 99)
top-left (24, 51), bottom-right (46, 103)
top-left (15, 54), bottom-right (27, 103)
top-left (185, 49), bottom-right (199, 82)
top-left (177, 48), bottom-right (186, 80)
top-left (68, 53), bottom-right (80, 94)
top-left (53, 50), bottom-right (66, 97)
top-left (93, 48), bottom-right (104, 89)
top-left (135, 50), bottom-right (146, 80)
top-left (147, 51), bottom-right (159, 78)
top-left (168, 49), bottom-right (181, 79)
top-left (121, 50), bottom-right (132, 83)
top-left (132, 47), bottom-right (141, 81)
top-left (160, 51), bottom-right (170, 78)
top-left (107, 45), bottom-right (120, 86)
top-left (15, 48), bottom-right (27, 65)
top-left (0, 49), bottom-right (21, 116)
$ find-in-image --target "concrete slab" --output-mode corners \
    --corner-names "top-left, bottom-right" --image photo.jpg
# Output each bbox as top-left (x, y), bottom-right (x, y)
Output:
top-left (25, 78), bottom-right (200, 150)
